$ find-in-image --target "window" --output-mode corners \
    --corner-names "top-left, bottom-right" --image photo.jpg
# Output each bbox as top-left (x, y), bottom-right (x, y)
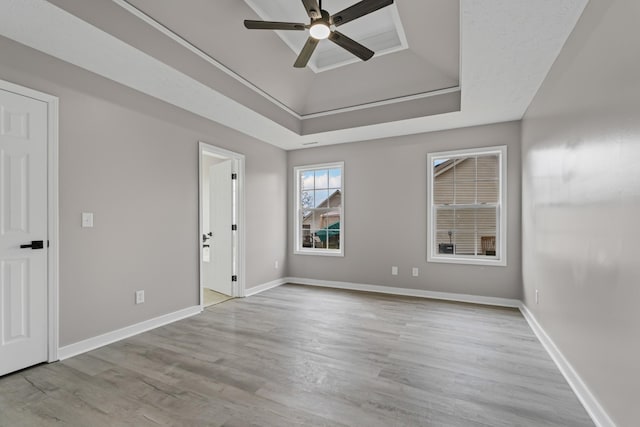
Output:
top-left (427, 146), bottom-right (507, 266)
top-left (294, 162), bottom-right (344, 256)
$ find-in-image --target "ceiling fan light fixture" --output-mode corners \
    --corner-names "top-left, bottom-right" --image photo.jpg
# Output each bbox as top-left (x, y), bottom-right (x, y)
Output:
top-left (244, 0), bottom-right (394, 67)
top-left (310, 23), bottom-right (330, 40)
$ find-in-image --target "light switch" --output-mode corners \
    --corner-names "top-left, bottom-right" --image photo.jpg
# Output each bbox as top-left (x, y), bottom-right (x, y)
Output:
top-left (82, 212), bottom-right (94, 228)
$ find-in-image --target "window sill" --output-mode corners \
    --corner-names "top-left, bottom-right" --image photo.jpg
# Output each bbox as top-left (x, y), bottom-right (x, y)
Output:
top-left (427, 255), bottom-right (506, 267)
top-left (294, 249), bottom-right (344, 257)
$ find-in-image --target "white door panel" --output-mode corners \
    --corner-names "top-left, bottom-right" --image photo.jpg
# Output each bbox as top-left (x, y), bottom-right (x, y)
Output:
top-left (208, 160), bottom-right (233, 296)
top-left (0, 89), bottom-right (48, 376)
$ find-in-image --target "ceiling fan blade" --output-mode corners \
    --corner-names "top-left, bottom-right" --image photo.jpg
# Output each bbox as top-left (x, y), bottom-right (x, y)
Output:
top-left (294, 37), bottom-right (320, 68)
top-left (301, 0), bottom-right (321, 19)
top-left (331, 0), bottom-right (394, 27)
top-left (244, 20), bottom-right (307, 31)
top-left (328, 31), bottom-right (374, 61)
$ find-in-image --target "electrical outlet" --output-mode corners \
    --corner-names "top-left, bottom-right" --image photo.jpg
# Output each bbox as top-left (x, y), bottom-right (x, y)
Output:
top-left (81, 212), bottom-right (94, 228)
top-left (391, 266), bottom-right (398, 276)
top-left (535, 289), bottom-right (539, 304)
top-left (135, 290), bottom-right (145, 305)
top-left (412, 267), bottom-right (419, 277)
top-left (274, 260), bottom-right (279, 269)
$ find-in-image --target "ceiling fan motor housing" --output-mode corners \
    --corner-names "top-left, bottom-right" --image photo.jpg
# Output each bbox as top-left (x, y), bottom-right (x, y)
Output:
top-left (310, 10), bottom-right (332, 39)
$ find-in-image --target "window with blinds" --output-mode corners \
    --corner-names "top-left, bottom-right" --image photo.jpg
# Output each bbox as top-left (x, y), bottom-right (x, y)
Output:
top-left (427, 146), bottom-right (507, 266)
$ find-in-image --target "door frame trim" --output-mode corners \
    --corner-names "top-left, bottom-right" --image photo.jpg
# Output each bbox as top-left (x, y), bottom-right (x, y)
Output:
top-left (0, 79), bottom-right (59, 362)
top-left (198, 141), bottom-right (246, 305)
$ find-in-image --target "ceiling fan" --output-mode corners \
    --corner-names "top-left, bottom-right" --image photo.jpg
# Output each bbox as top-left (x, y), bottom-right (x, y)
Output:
top-left (244, 0), bottom-right (394, 68)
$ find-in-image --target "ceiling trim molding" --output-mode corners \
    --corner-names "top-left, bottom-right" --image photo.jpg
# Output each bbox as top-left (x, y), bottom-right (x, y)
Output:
top-left (0, 0), bottom-right (588, 151)
top-left (113, 0), bottom-right (300, 118)
top-left (0, 0), bottom-right (301, 148)
top-left (113, 0), bottom-right (453, 120)
top-left (301, 86), bottom-right (460, 119)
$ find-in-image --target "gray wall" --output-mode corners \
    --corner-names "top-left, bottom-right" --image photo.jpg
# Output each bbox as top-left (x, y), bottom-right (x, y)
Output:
top-left (287, 122), bottom-right (522, 300)
top-left (521, 1), bottom-right (640, 425)
top-left (0, 36), bottom-right (287, 347)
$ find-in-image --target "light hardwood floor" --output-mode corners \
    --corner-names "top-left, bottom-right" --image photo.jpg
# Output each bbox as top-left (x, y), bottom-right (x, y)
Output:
top-left (0, 285), bottom-right (593, 426)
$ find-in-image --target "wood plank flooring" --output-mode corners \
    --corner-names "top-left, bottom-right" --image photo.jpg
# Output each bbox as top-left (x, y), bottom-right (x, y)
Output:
top-left (0, 284), bottom-right (594, 426)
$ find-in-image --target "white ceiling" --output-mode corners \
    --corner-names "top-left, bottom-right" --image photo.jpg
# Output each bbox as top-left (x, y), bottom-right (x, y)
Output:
top-left (0, 0), bottom-right (589, 150)
top-left (120, 0), bottom-right (459, 116)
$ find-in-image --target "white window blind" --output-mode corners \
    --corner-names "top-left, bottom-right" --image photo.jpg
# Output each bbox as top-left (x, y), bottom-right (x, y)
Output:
top-left (428, 146), bottom-right (506, 266)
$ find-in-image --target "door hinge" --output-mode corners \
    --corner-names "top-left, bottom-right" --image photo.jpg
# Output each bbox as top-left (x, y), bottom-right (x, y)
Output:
top-left (231, 224), bottom-right (237, 231)
top-left (231, 275), bottom-right (238, 282)
top-left (231, 173), bottom-right (237, 180)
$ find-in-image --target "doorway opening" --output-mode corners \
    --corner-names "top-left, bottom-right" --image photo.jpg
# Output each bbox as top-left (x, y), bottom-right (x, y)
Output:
top-left (198, 142), bottom-right (245, 308)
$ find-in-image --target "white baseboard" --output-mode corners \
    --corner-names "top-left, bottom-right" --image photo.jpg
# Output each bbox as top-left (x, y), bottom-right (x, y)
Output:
top-left (287, 278), bottom-right (610, 426)
top-left (244, 278), bottom-right (287, 297)
top-left (286, 277), bottom-right (521, 308)
top-left (52, 276), bottom-right (610, 427)
top-left (57, 305), bottom-right (202, 360)
top-left (519, 304), bottom-right (615, 427)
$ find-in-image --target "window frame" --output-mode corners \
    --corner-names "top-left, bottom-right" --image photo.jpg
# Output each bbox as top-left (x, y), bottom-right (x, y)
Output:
top-left (427, 146), bottom-right (507, 266)
top-left (293, 162), bottom-right (344, 257)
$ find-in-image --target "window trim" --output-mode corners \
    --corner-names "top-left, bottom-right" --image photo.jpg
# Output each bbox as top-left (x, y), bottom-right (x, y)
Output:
top-left (293, 162), bottom-right (344, 257)
top-left (427, 146), bottom-right (507, 267)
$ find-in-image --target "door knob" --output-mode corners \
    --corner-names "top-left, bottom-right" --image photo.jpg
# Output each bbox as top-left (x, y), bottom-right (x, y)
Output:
top-left (20, 240), bottom-right (44, 249)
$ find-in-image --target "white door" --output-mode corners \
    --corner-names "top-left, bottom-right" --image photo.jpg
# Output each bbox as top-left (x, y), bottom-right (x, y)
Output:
top-left (208, 160), bottom-right (233, 296)
top-left (0, 88), bottom-right (48, 376)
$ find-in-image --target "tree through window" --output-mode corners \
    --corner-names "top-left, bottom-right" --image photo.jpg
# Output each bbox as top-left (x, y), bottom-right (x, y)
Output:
top-left (294, 162), bottom-right (344, 255)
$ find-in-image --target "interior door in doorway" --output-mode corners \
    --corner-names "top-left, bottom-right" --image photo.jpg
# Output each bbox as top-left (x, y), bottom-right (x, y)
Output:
top-left (208, 160), bottom-right (233, 296)
top-left (0, 88), bottom-right (49, 376)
